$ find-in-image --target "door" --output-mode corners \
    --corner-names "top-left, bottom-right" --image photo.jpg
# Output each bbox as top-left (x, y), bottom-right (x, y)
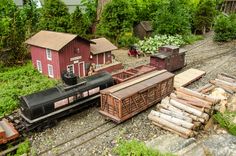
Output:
top-left (67, 64), bottom-right (75, 74)
top-left (78, 61), bottom-right (85, 77)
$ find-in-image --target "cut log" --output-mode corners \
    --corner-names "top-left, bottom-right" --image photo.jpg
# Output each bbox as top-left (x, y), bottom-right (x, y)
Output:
top-left (218, 74), bottom-right (236, 84)
top-left (170, 99), bottom-right (203, 117)
top-left (210, 80), bottom-right (235, 94)
top-left (174, 91), bottom-right (212, 108)
top-left (159, 102), bottom-right (205, 123)
top-left (176, 87), bottom-right (220, 104)
top-left (200, 85), bottom-right (216, 94)
top-left (150, 110), bottom-right (194, 129)
top-left (215, 79), bottom-right (236, 90)
top-left (171, 93), bottom-right (209, 110)
top-left (196, 84), bottom-right (214, 92)
top-left (159, 108), bottom-right (193, 123)
top-left (152, 122), bottom-right (190, 139)
top-left (148, 114), bottom-right (193, 137)
top-left (220, 73), bottom-right (236, 80)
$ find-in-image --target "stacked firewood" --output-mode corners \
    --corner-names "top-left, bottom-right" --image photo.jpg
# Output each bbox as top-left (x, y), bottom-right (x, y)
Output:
top-left (148, 87), bottom-right (220, 138)
top-left (210, 73), bottom-right (236, 94)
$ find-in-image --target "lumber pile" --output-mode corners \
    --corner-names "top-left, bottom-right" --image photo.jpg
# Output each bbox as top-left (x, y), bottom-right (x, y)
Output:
top-left (148, 87), bottom-right (220, 138)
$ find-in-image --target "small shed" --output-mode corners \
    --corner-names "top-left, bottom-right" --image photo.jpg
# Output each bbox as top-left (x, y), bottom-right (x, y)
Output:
top-left (134, 21), bottom-right (153, 40)
top-left (25, 30), bottom-right (94, 79)
top-left (90, 38), bottom-right (117, 67)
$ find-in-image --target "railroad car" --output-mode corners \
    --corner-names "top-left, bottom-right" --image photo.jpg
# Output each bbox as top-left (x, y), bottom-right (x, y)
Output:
top-left (19, 72), bottom-right (114, 131)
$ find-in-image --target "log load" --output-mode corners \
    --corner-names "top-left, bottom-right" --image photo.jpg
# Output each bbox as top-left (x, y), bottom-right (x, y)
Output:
top-left (149, 86), bottom-right (220, 138)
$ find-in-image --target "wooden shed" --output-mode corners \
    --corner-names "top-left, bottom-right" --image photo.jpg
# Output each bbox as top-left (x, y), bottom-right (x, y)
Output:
top-left (134, 21), bottom-right (153, 40)
top-left (100, 70), bottom-right (174, 123)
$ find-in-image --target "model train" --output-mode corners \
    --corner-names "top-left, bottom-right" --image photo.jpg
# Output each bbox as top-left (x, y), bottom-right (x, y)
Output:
top-left (19, 71), bottom-right (114, 131)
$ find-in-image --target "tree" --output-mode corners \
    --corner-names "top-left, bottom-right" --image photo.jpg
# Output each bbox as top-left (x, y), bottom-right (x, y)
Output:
top-left (38, 0), bottom-right (70, 32)
top-left (152, 0), bottom-right (191, 35)
top-left (21, 1), bottom-right (40, 37)
top-left (193, 0), bottom-right (217, 34)
top-left (69, 6), bottom-right (89, 37)
top-left (96, 0), bottom-right (136, 45)
top-left (0, 0), bottom-right (28, 65)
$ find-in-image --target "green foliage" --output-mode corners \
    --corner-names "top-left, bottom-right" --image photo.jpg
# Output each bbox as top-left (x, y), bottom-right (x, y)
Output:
top-left (0, 63), bottom-right (58, 117)
top-left (69, 6), bottom-right (89, 37)
top-left (97, 0), bottom-right (136, 45)
top-left (214, 14), bottom-right (236, 42)
top-left (0, 0), bottom-right (28, 66)
top-left (81, 0), bottom-right (97, 27)
top-left (136, 35), bottom-right (185, 54)
top-left (193, 0), bottom-right (217, 34)
top-left (183, 34), bottom-right (203, 44)
top-left (214, 112), bottom-right (236, 136)
top-left (152, 0), bottom-right (191, 35)
top-left (118, 33), bottom-right (139, 47)
top-left (38, 0), bottom-right (70, 32)
top-left (14, 139), bottom-right (30, 156)
top-left (20, 1), bottom-right (40, 37)
top-left (113, 139), bottom-right (175, 156)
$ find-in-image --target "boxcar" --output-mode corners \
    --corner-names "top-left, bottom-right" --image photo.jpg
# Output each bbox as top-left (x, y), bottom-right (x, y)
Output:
top-left (99, 70), bottom-right (174, 123)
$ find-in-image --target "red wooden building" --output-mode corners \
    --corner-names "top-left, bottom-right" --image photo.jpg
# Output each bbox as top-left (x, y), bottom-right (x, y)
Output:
top-left (25, 31), bottom-right (119, 79)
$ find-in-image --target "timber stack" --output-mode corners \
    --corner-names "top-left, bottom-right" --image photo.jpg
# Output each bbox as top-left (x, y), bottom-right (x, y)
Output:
top-left (148, 87), bottom-right (220, 138)
top-left (148, 72), bottom-right (236, 138)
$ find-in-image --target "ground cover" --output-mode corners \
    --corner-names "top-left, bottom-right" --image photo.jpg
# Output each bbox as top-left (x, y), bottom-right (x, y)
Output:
top-left (0, 62), bottom-right (58, 117)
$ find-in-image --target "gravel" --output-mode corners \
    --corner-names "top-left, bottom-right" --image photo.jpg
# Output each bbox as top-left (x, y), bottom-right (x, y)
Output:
top-left (30, 33), bottom-right (236, 156)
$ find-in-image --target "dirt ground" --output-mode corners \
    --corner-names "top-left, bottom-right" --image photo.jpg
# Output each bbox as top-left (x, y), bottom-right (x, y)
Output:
top-left (30, 32), bottom-right (236, 156)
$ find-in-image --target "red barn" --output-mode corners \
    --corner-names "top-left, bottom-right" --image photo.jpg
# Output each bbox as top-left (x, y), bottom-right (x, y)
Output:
top-left (25, 30), bottom-right (120, 79)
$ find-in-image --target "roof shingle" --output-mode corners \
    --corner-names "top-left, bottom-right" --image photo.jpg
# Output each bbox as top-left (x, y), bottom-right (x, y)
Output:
top-left (90, 38), bottom-right (117, 55)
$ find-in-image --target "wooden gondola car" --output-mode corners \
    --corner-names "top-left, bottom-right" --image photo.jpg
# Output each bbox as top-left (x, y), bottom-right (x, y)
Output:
top-left (19, 72), bottom-right (114, 131)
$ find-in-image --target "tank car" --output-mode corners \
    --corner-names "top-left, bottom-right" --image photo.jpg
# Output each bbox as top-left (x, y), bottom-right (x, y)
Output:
top-left (19, 72), bottom-right (114, 131)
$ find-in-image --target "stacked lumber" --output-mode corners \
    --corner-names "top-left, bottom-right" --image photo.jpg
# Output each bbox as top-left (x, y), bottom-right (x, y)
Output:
top-left (148, 87), bottom-right (220, 138)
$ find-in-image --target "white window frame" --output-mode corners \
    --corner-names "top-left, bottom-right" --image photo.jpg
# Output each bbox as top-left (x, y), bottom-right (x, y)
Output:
top-left (47, 64), bottom-right (54, 78)
top-left (46, 48), bottom-right (52, 61)
top-left (36, 60), bottom-right (42, 73)
top-left (67, 64), bottom-right (75, 74)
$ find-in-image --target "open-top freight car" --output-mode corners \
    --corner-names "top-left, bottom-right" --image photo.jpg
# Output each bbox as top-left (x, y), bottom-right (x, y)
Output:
top-left (99, 70), bottom-right (174, 123)
top-left (19, 72), bottom-right (114, 131)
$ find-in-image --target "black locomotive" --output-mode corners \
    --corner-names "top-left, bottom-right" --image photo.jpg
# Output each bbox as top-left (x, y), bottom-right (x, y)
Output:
top-left (19, 72), bottom-right (114, 131)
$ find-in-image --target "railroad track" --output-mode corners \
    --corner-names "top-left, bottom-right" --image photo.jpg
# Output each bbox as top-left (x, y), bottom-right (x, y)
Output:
top-left (38, 121), bottom-right (117, 156)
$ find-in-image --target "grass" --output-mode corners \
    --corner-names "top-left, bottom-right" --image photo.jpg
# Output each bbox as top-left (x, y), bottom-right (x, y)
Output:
top-left (113, 139), bottom-right (175, 156)
top-left (183, 34), bottom-right (204, 44)
top-left (0, 62), bottom-right (58, 117)
top-left (214, 111), bottom-right (236, 136)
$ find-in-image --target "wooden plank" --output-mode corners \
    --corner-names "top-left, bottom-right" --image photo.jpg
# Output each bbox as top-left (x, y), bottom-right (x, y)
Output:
top-left (102, 70), bottom-right (167, 94)
top-left (174, 68), bottom-right (206, 88)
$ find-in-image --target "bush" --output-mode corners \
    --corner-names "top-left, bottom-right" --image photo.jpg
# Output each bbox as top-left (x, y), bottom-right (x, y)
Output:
top-left (214, 112), bottom-right (236, 136)
top-left (113, 139), bottom-right (175, 156)
top-left (118, 33), bottom-right (139, 47)
top-left (214, 14), bottom-right (236, 42)
top-left (0, 62), bottom-right (58, 117)
top-left (136, 35), bottom-right (185, 54)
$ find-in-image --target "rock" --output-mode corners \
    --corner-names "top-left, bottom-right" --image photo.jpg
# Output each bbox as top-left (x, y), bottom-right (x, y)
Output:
top-left (204, 117), bottom-right (214, 131)
top-left (227, 94), bottom-right (236, 112)
top-left (145, 134), bottom-right (196, 153)
top-left (210, 88), bottom-right (227, 100)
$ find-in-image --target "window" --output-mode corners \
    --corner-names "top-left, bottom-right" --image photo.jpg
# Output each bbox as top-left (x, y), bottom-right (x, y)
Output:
top-left (48, 64), bottom-right (54, 78)
top-left (46, 48), bottom-right (52, 60)
top-left (36, 60), bottom-right (42, 73)
top-left (67, 64), bottom-right (74, 74)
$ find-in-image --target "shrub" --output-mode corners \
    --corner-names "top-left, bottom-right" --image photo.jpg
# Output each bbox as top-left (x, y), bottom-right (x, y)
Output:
top-left (214, 14), bottom-right (236, 42)
top-left (113, 139), bottom-right (175, 156)
top-left (214, 112), bottom-right (236, 136)
top-left (136, 35), bottom-right (185, 54)
top-left (118, 33), bottom-right (139, 47)
top-left (0, 62), bottom-right (58, 117)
